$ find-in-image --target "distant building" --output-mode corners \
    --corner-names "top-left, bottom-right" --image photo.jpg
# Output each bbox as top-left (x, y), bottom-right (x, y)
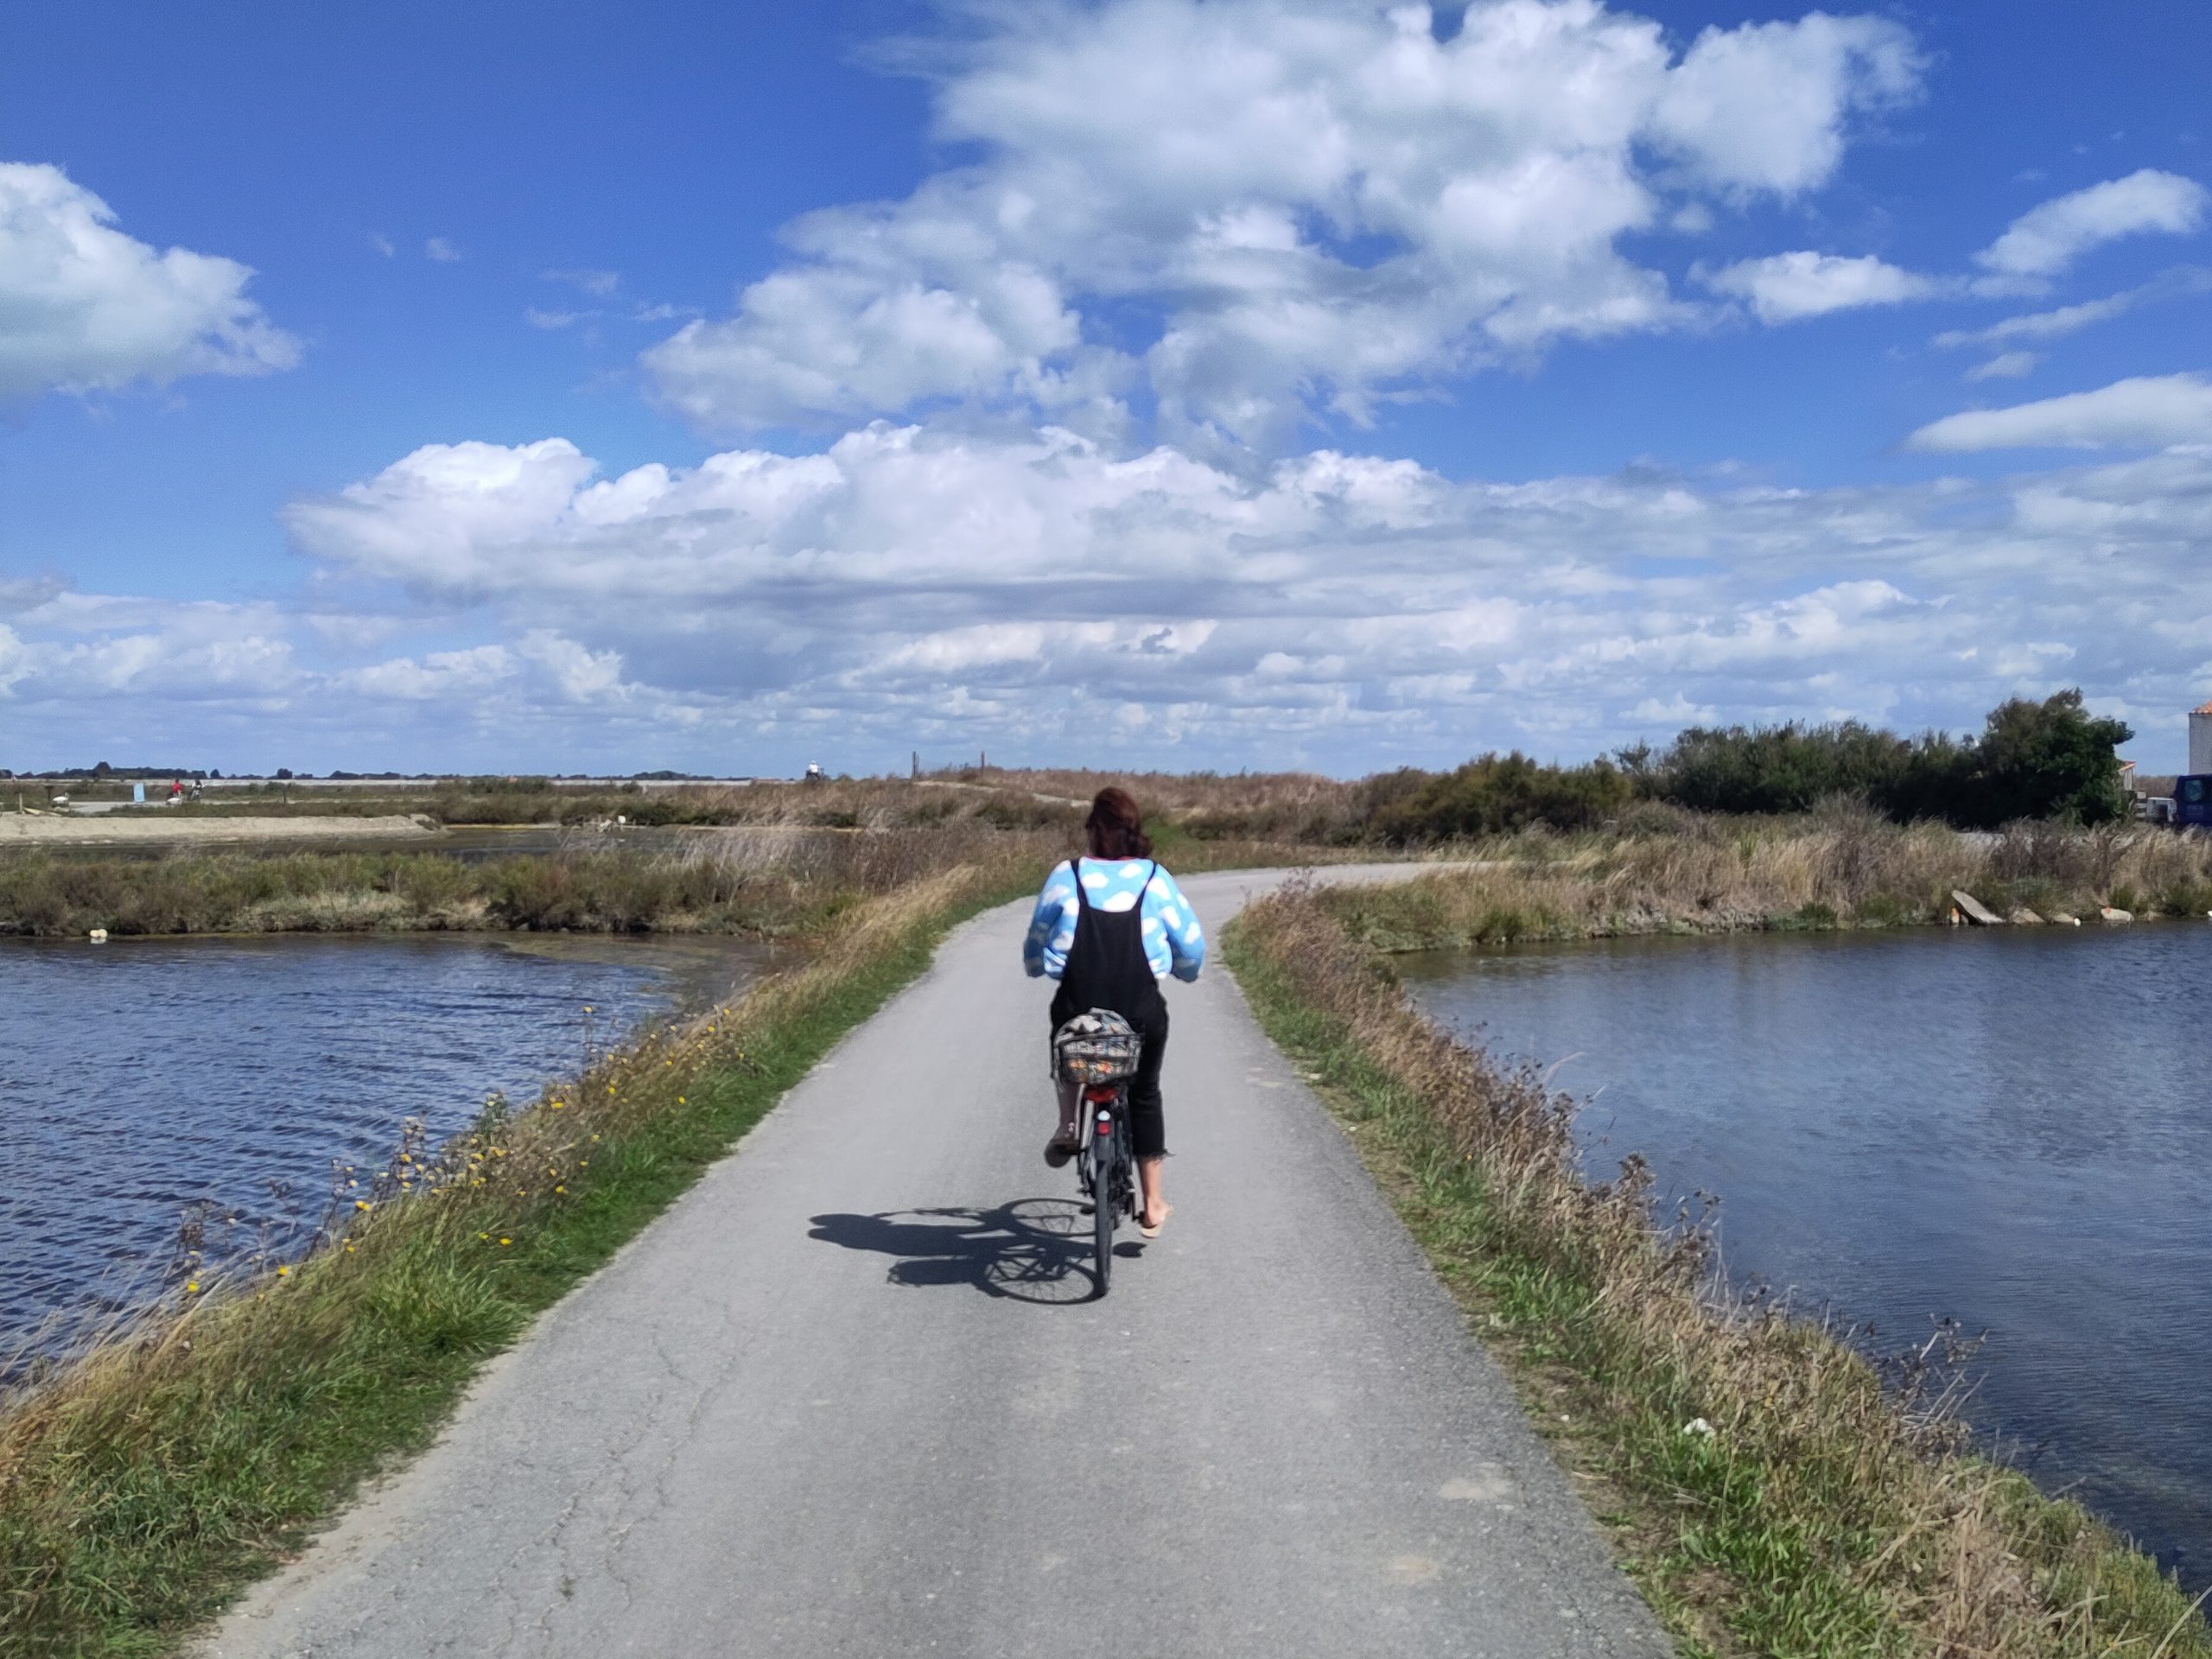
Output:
top-left (2178, 702), bottom-right (2212, 828)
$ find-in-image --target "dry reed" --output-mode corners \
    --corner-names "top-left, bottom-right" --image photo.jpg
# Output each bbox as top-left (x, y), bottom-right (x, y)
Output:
top-left (1328, 810), bottom-right (2212, 950)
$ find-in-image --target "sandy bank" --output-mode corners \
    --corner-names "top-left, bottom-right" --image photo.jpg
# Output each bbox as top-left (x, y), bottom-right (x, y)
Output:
top-left (0, 814), bottom-right (440, 846)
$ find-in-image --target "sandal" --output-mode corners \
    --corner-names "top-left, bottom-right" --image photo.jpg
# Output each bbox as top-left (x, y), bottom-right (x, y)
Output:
top-left (1044, 1129), bottom-right (1080, 1168)
top-left (1139, 1203), bottom-right (1173, 1239)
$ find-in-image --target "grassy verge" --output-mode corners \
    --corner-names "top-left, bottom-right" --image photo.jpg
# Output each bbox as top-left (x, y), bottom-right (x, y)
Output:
top-left (1224, 880), bottom-right (2210, 1658)
top-left (0, 857), bottom-right (1045, 1656)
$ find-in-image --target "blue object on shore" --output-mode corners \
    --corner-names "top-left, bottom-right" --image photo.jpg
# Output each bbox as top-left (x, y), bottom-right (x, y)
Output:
top-left (2177, 775), bottom-right (2212, 829)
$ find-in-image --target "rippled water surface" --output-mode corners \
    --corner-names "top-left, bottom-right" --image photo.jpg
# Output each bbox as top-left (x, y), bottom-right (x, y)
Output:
top-left (0, 935), bottom-right (763, 1352)
top-left (1402, 924), bottom-right (2212, 1587)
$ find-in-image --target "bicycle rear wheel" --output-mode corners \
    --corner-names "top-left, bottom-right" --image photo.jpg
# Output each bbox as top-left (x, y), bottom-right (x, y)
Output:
top-left (1090, 1105), bottom-right (1116, 1296)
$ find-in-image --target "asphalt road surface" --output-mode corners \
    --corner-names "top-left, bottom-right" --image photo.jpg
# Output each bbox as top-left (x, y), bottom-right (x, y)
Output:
top-left (200, 866), bottom-right (1671, 1658)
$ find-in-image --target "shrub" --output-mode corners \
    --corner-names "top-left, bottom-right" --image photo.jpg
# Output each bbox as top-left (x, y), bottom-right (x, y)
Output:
top-left (1632, 690), bottom-right (2133, 830)
top-left (1364, 753), bottom-right (1634, 843)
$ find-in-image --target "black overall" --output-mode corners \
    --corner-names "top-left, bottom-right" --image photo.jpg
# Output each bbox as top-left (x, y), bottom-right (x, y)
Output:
top-left (1049, 858), bottom-right (1171, 1160)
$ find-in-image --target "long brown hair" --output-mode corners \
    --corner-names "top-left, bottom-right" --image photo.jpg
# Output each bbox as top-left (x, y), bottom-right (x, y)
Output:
top-left (1084, 786), bottom-right (1152, 860)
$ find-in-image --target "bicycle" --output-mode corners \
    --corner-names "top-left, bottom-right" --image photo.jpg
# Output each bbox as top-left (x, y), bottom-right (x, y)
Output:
top-left (1052, 1010), bottom-right (1142, 1298)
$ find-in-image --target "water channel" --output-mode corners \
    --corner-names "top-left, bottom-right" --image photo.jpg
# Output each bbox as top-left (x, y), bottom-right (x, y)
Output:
top-left (0, 933), bottom-right (768, 1360)
top-left (1400, 923), bottom-right (2212, 1590)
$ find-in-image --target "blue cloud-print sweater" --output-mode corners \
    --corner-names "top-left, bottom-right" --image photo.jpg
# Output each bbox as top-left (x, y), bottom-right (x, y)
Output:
top-left (1021, 857), bottom-right (1206, 983)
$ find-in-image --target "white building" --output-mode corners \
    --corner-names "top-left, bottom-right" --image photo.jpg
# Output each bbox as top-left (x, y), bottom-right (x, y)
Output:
top-left (2193, 701), bottom-right (2212, 775)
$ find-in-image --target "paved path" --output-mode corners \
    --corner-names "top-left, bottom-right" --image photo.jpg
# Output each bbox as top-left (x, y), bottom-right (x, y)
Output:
top-left (200, 867), bottom-right (1670, 1658)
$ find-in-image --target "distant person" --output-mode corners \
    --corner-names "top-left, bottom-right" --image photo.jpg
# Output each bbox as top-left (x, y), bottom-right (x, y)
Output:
top-left (1022, 787), bottom-right (1205, 1237)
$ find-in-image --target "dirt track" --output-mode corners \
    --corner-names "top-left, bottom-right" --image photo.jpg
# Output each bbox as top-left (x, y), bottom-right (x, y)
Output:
top-left (0, 814), bottom-right (440, 846)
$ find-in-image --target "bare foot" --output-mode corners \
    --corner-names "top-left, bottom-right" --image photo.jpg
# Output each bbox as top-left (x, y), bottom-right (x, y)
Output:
top-left (1140, 1201), bottom-right (1173, 1237)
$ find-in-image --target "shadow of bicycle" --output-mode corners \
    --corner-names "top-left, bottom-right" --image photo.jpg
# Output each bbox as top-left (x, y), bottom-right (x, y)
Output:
top-left (807, 1198), bottom-right (1141, 1304)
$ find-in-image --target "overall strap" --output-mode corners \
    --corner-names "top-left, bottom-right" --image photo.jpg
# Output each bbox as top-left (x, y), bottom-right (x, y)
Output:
top-left (1068, 857), bottom-right (1090, 911)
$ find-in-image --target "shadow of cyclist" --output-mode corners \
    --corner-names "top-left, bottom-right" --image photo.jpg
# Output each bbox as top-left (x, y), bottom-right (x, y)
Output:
top-left (807, 1198), bottom-right (1138, 1304)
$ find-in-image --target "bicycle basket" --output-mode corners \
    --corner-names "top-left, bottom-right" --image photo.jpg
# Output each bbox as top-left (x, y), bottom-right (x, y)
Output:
top-left (1052, 1008), bottom-right (1143, 1084)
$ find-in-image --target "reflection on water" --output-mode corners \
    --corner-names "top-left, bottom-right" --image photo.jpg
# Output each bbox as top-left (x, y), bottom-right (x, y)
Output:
top-left (0, 933), bottom-right (766, 1356)
top-left (1401, 924), bottom-right (2212, 1589)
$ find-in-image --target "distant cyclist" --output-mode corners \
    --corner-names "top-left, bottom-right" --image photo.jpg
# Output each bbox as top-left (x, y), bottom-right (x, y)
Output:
top-left (1023, 787), bottom-right (1205, 1238)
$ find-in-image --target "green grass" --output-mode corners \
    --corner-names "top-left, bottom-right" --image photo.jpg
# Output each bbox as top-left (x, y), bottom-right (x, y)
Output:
top-left (1223, 891), bottom-right (2212, 1658)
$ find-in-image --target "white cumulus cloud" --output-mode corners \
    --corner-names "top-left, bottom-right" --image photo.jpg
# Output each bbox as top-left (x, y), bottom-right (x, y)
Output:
top-left (1645, 12), bottom-right (1921, 195)
top-left (644, 0), bottom-right (1923, 449)
top-left (1932, 267), bottom-right (2212, 350)
top-left (341, 645), bottom-right (513, 701)
top-left (18, 416), bottom-right (2212, 772)
top-left (1905, 374), bottom-right (2212, 453)
top-left (0, 589), bottom-right (300, 705)
top-left (1703, 251), bottom-right (1931, 322)
top-left (1964, 351), bottom-right (2038, 382)
top-left (0, 162), bottom-right (299, 398)
top-left (1975, 169), bottom-right (2208, 281)
top-left (190, 421), bottom-right (2211, 771)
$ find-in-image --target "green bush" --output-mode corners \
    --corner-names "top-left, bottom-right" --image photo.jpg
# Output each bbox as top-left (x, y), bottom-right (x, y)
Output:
top-left (1630, 690), bottom-right (2132, 830)
top-left (1363, 753), bottom-right (1634, 843)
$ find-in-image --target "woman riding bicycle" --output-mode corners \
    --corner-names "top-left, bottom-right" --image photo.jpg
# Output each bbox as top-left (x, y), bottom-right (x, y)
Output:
top-left (1022, 787), bottom-right (1205, 1238)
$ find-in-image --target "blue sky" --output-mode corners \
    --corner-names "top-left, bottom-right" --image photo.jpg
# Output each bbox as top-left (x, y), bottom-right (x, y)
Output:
top-left (3, 0), bottom-right (2209, 776)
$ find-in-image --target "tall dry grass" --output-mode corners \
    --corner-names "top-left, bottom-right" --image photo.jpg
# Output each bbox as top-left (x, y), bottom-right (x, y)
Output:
top-left (0, 824), bottom-right (1066, 939)
top-left (0, 814), bottom-right (1372, 940)
top-left (1328, 810), bottom-right (2212, 950)
top-left (925, 765), bottom-right (1371, 840)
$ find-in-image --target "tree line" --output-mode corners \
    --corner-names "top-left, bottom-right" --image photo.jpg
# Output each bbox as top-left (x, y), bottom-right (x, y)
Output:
top-left (1359, 690), bottom-right (2137, 842)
